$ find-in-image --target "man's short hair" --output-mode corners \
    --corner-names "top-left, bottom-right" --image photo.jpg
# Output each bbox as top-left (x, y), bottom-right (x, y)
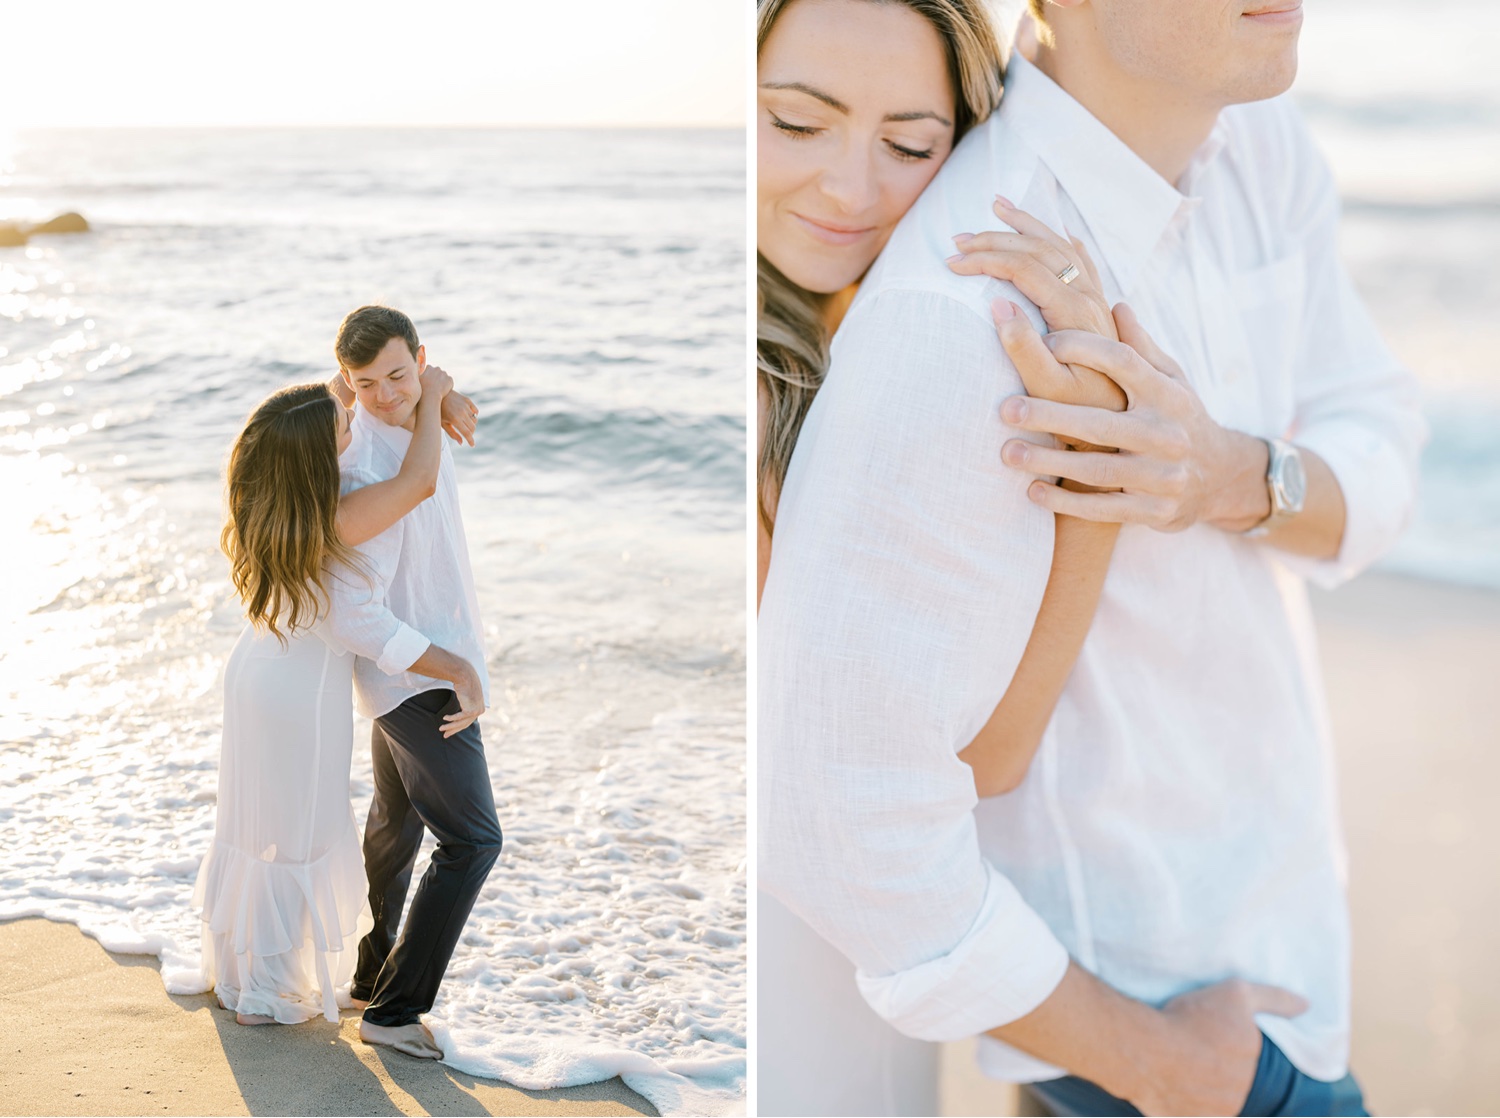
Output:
top-left (335, 305), bottom-right (420, 371)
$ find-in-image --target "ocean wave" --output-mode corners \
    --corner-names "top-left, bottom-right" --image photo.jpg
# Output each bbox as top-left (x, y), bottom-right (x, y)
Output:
top-left (476, 396), bottom-right (744, 495)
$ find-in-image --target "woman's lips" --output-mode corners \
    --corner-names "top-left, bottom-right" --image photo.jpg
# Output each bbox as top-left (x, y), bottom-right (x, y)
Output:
top-left (1242, 0), bottom-right (1302, 25)
top-left (791, 212), bottom-right (876, 247)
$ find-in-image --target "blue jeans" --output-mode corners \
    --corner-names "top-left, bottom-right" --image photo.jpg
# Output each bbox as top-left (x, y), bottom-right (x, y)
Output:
top-left (1024, 1035), bottom-right (1368, 1117)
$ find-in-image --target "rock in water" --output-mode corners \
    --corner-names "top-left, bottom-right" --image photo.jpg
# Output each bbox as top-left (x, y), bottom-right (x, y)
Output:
top-left (0, 224), bottom-right (28, 247)
top-left (30, 212), bottom-right (90, 235)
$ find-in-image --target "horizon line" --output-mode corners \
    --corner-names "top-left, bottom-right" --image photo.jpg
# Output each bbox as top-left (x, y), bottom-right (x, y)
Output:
top-left (8, 121), bottom-right (744, 133)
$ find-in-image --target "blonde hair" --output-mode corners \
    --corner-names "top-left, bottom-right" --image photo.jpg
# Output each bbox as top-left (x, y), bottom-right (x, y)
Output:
top-left (221, 383), bottom-right (365, 644)
top-left (756, 0), bottom-right (1005, 533)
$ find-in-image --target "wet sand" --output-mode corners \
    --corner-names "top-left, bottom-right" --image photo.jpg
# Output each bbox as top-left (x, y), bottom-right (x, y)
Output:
top-left (941, 571), bottom-right (1500, 1117)
top-left (0, 917), bottom-right (656, 1117)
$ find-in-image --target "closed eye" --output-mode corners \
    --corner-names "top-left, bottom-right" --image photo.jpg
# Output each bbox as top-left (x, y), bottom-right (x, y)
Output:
top-left (770, 112), bottom-right (819, 138)
top-left (887, 141), bottom-right (934, 162)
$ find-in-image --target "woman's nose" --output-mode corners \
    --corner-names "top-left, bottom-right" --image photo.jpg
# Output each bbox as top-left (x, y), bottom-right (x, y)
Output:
top-left (817, 141), bottom-right (879, 215)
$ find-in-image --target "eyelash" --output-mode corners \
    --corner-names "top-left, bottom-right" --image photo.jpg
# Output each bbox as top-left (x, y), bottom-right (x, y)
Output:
top-left (769, 113), bottom-right (933, 162)
top-left (770, 113), bottom-right (818, 139)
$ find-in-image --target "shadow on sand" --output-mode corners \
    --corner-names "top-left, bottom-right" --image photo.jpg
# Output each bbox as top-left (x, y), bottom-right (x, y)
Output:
top-left (199, 995), bottom-right (659, 1117)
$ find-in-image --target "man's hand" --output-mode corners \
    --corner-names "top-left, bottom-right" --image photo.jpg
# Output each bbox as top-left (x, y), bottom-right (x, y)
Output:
top-left (407, 643), bottom-right (486, 738)
top-left (442, 663), bottom-right (485, 739)
top-left (1128, 979), bottom-right (1307, 1116)
top-left (991, 963), bottom-right (1307, 1118)
top-left (441, 389), bottom-right (479, 447)
top-left (998, 304), bottom-right (1271, 531)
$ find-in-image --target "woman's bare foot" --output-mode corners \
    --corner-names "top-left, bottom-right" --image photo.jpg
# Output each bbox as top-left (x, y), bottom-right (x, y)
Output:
top-left (236, 1012), bottom-right (276, 1026)
top-left (358, 1020), bottom-right (442, 1059)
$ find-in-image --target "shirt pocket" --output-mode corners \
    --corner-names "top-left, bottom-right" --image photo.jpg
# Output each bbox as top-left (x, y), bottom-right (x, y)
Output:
top-left (1232, 251), bottom-right (1306, 437)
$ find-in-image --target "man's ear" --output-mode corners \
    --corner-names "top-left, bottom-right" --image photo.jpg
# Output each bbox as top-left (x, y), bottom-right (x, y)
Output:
top-left (415, 343), bottom-right (427, 373)
top-left (339, 366), bottom-right (354, 390)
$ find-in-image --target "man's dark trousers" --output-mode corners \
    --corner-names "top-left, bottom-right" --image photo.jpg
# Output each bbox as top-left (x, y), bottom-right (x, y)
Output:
top-left (352, 687), bottom-right (503, 1027)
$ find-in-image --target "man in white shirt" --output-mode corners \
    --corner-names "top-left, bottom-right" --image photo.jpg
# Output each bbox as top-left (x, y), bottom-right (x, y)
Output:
top-left (323, 305), bottom-right (500, 1060)
top-left (759, 1), bottom-right (1424, 1114)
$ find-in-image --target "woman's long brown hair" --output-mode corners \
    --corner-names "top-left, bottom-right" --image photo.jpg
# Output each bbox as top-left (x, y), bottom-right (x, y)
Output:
top-left (220, 383), bottom-right (364, 643)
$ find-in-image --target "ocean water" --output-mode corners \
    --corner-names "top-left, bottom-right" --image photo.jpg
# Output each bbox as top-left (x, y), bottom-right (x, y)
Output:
top-left (0, 128), bottom-right (745, 1116)
top-left (1293, 0), bottom-right (1500, 588)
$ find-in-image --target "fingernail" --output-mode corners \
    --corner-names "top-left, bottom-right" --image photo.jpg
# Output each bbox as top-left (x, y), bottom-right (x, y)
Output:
top-left (1001, 396), bottom-right (1027, 423)
top-left (1028, 481), bottom-right (1048, 502)
top-left (945, 253), bottom-right (965, 265)
top-left (952, 232), bottom-right (974, 246)
top-left (995, 194), bottom-right (1014, 209)
top-left (1001, 440), bottom-right (1028, 466)
top-left (991, 298), bottom-right (1014, 323)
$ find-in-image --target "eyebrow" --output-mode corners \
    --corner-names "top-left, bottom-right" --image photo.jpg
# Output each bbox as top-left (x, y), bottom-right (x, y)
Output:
top-left (759, 81), bottom-right (951, 127)
top-left (760, 81), bottom-right (849, 113)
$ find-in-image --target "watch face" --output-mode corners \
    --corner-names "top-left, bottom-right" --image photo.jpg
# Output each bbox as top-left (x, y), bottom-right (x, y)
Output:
top-left (1275, 446), bottom-right (1308, 513)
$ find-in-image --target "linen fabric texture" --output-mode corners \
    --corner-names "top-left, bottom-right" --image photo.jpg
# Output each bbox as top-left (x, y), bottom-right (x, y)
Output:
top-left (323, 403), bottom-right (490, 719)
top-left (758, 53), bottom-right (1425, 1083)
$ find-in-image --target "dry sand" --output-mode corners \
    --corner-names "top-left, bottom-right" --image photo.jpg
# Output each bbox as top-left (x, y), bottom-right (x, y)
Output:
top-left (0, 916), bottom-right (656, 1117)
top-left (941, 571), bottom-right (1500, 1117)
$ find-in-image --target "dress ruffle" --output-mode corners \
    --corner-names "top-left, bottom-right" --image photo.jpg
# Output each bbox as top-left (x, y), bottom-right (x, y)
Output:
top-left (193, 825), bottom-right (373, 1023)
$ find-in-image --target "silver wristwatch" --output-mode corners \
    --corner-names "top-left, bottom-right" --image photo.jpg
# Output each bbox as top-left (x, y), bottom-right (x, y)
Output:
top-left (1245, 437), bottom-right (1306, 538)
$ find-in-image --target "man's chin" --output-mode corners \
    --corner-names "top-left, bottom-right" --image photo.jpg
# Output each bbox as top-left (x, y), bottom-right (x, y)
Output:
top-left (372, 405), bottom-right (416, 427)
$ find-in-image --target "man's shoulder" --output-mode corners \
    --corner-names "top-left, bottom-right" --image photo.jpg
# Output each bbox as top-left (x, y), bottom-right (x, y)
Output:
top-left (1219, 94), bottom-right (1335, 233)
top-left (339, 417), bottom-right (402, 489)
top-left (855, 113), bottom-right (1045, 321)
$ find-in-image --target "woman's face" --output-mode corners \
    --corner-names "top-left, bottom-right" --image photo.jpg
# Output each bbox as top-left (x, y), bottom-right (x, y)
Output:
top-left (758, 0), bottom-right (957, 295)
top-left (334, 400), bottom-right (354, 456)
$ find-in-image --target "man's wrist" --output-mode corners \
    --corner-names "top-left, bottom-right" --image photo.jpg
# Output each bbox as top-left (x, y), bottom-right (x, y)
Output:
top-left (1100, 1002), bottom-right (1175, 1111)
top-left (1203, 428), bottom-right (1272, 532)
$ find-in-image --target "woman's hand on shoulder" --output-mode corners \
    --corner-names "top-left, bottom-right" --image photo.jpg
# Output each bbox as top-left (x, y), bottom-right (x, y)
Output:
top-left (948, 196), bottom-right (1114, 342)
top-left (947, 198), bottom-right (1126, 423)
top-left (440, 389), bottom-right (479, 446)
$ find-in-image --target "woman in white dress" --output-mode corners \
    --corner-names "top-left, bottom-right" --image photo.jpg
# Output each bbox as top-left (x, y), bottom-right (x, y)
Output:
top-left (194, 363), bottom-right (458, 1026)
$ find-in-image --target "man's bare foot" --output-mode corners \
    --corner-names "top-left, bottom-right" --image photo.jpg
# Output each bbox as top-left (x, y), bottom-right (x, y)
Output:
top-left (350, 997), bottom-right (369, 1010)
top-left (359, 1019), bottom-right (442, 1059)
top-left (236, 1013), bottom-right (276, 1026)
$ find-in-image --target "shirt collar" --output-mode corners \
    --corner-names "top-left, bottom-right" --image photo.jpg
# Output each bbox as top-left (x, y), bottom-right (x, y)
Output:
top-left (1000, 53), bottom-right (1225, 297)
top-left (352, 400), bottom-right (413, 456)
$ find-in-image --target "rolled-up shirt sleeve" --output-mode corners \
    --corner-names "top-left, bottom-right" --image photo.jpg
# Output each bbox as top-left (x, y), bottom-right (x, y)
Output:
top-left (1280, 108), bottom-right (1427, 587)
top-left (758, 288), bottom-right (1070, 1041)
top-left (323, 467), bottom-right (432, 674)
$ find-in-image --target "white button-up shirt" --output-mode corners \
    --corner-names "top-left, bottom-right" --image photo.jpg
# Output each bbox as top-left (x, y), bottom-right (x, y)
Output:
top-left (324, 404), bottom-right (490, 720)
top-left (759, 53), bottom-right (1425, 1084)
